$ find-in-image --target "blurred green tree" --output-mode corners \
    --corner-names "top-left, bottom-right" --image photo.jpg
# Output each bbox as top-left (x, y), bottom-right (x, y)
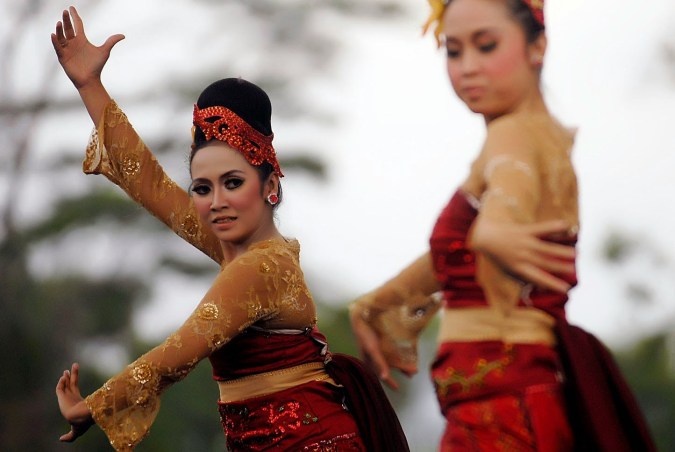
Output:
top-left (601, 231), bottom-right (675, 451)
top-left (614, 334), bottom-right (675, 452)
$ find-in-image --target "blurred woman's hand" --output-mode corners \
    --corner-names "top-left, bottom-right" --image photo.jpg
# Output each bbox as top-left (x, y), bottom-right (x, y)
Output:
top-left (470, 219), bottom-right (576, 293)
top-left (350, 301), bottom-right (427, 390)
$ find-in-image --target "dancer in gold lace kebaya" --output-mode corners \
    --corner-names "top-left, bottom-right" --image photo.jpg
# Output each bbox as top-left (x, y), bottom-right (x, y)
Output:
top-left (350, 0), bottom-right (656, 450)
top-left (51, 7), bottom-right (407, 451)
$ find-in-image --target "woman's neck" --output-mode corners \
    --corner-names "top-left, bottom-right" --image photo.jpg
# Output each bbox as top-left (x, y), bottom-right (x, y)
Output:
top-left (484, 85), bottom-right (549, 125)
top-left (220, 222), bottom-right (284, 262)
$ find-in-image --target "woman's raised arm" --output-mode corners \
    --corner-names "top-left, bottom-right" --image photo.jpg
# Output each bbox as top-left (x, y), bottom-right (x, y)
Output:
top-left (52, 7), bottom-right (223, 263)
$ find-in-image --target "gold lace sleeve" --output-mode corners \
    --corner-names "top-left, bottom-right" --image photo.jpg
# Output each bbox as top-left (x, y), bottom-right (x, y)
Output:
top-left (350, 252), bottom-right (441, 369)
top-left (472, 115), bottom-right (577, 311)
top-left (83, 99), bottom-right (223, 264)
top-left (83, 242), bottom-right (304, 451)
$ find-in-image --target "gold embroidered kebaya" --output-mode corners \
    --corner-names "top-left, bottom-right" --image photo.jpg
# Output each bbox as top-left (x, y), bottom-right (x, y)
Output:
top-left (83, 237), bottom-right (316, 450)
top-left (84, 100), bottom-right (223, 264)
top-left (351, 112), bottom-right (578, 364)
top-left (82, 100), bottom-right (316, 450)
top-left (349, 253), bottom-right (442, 369)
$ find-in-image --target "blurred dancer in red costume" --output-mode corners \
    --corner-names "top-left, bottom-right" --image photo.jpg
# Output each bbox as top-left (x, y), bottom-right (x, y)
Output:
top-left (51, 6), bottom-right (408, 451)
top-left (350, 0), bottom-right (656, 450)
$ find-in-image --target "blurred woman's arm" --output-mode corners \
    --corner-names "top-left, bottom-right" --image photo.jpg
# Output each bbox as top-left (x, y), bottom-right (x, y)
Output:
top-left (350, 252), bottom-right (441, 389)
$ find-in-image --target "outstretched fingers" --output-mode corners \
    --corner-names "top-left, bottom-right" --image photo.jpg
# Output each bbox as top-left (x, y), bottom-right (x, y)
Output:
top-left (55, 363), bottom-right (82, 400)
top-left (69, 363), bottom-right (80, 389)
top-left (54, 19), bottom-right (65, 44)
top-left (51, 20), bottom-right (66, 55)
top-left (56, 369), bottom-right (70, 393)
top-left (62, 9), bottom-right (75, 39)
top-left (528, 219), bottom-right (570, 237)
top-left (59, 428), bottom-right (77, 443)
top-left (522, 264), bottom-right (571, 293)
top-left (68, 6), bottom-right (86, 39)
top-left (350, 308), bottom-right (400, 389)
top-left (524, 247), bottom-right (575, 274)
top-left (535, 240), bottom-right (576, 261)
top-left (364, 342), bottom-right (399, 390)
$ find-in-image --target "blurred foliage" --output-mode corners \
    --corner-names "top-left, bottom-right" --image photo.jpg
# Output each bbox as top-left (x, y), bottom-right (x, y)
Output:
top-left (602, 230), bottom-right (637, 264)
top-left (0, 199), bottom-right (148, 451)
top-left (614, 334), bottom-right (675, 452)
top-left (600, 230), bottom-right (675, 449)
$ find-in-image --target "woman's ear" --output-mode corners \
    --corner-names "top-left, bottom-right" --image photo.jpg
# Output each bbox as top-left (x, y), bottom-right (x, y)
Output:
top-left (529, 33), bottom-right (547, 67)
top-left (264, 173), bottom-right (280, 198)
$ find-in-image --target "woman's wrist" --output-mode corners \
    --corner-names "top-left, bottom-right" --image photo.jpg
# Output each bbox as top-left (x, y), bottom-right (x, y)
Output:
top-left (77, 80), bottom-right (112, 126)
top-left (349, 295), bottom-right (387, 324)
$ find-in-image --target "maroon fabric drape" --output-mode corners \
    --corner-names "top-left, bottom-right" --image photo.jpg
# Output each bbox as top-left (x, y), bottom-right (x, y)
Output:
top-left (326, 353), bottom-right (410, 452)
top-left (554, 318), bottom-right (656, 451)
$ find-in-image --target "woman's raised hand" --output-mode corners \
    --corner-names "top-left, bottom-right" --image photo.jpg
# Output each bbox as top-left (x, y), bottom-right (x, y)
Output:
top-left (470, 219), bottom-right (577, 293)
top-left (55, 362), bottom-right (95, 443)
top-left (50, 6), bottom-right (124, 91)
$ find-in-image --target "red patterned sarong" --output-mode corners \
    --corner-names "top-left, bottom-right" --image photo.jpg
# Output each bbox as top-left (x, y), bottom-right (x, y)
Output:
top-left (432, 341), bottom-right (572, 451)
top-left (219, 380), bottom-right (365, 451)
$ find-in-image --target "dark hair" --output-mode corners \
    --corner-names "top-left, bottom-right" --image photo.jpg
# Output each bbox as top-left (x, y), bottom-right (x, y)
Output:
top-left (505, 0), bottom-right (544, 43)
top-left (190, 78), bottom-right (282, 207)
top-left (445, 0), bottom-right (544, 43)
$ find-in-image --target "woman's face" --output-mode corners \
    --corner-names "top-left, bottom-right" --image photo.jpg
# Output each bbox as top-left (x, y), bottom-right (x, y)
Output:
top-left (190, 142), bottom-right (276, 248)
top-left (442, 0), bottom-right (542, 119)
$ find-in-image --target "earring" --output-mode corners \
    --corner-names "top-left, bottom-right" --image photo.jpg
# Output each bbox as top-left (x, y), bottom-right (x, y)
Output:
top-left (266, 193), bottom-right (279, 206)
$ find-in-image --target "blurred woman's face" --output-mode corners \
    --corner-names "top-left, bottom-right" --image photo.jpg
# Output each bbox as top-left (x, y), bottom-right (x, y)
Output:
top-left (190, 142), bottom-right (273, 249)
top-left (442, 0), bottom-right (541, 119)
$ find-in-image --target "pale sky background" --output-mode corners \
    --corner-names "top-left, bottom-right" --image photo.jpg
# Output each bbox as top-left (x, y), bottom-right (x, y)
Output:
top-left (4, 0), bottom-right (674, 448)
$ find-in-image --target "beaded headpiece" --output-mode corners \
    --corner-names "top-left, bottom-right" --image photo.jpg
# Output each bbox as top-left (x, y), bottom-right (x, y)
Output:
top-left (422, 0), bottom-right (545, 47)
top-left (192, 104), bottom-right (284, 177)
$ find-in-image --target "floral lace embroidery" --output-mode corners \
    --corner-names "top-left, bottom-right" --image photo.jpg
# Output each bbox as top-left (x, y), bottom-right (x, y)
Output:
top-left (350, 252), bottom-right (441, 368)
top-left (82, 99), bottom-right (223, 264)
top-left (81, 100), bottom-right (320, 451)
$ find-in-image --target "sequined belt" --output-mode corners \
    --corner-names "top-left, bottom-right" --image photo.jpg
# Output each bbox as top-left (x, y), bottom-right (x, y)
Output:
top-left (218, 362), bottom-right (335, 403)
top-left (438, 307), bottom-right (556, 345)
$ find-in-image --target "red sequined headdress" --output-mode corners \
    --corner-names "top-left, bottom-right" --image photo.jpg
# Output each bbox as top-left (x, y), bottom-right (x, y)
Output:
top-left (423, 0), bottom-right (545, 46)
top-left (523, 0), bottom-right (544, 26)
top-left (192, 104), bottom-right (284, 177)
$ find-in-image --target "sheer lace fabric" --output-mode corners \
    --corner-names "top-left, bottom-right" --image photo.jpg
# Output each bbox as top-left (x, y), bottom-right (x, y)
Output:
top-left (84, 238), bottom-right (316, 450)
top-left (84, 100), bottom-right (223, 264)
top-left (81, 100), bottom-right (317, 450)
top-left (352, 112), bottom-right (579, 362)
top-left (350, 253), bottom-right (442, 368)
top-left (471, 114), bottom-right (578, 311)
